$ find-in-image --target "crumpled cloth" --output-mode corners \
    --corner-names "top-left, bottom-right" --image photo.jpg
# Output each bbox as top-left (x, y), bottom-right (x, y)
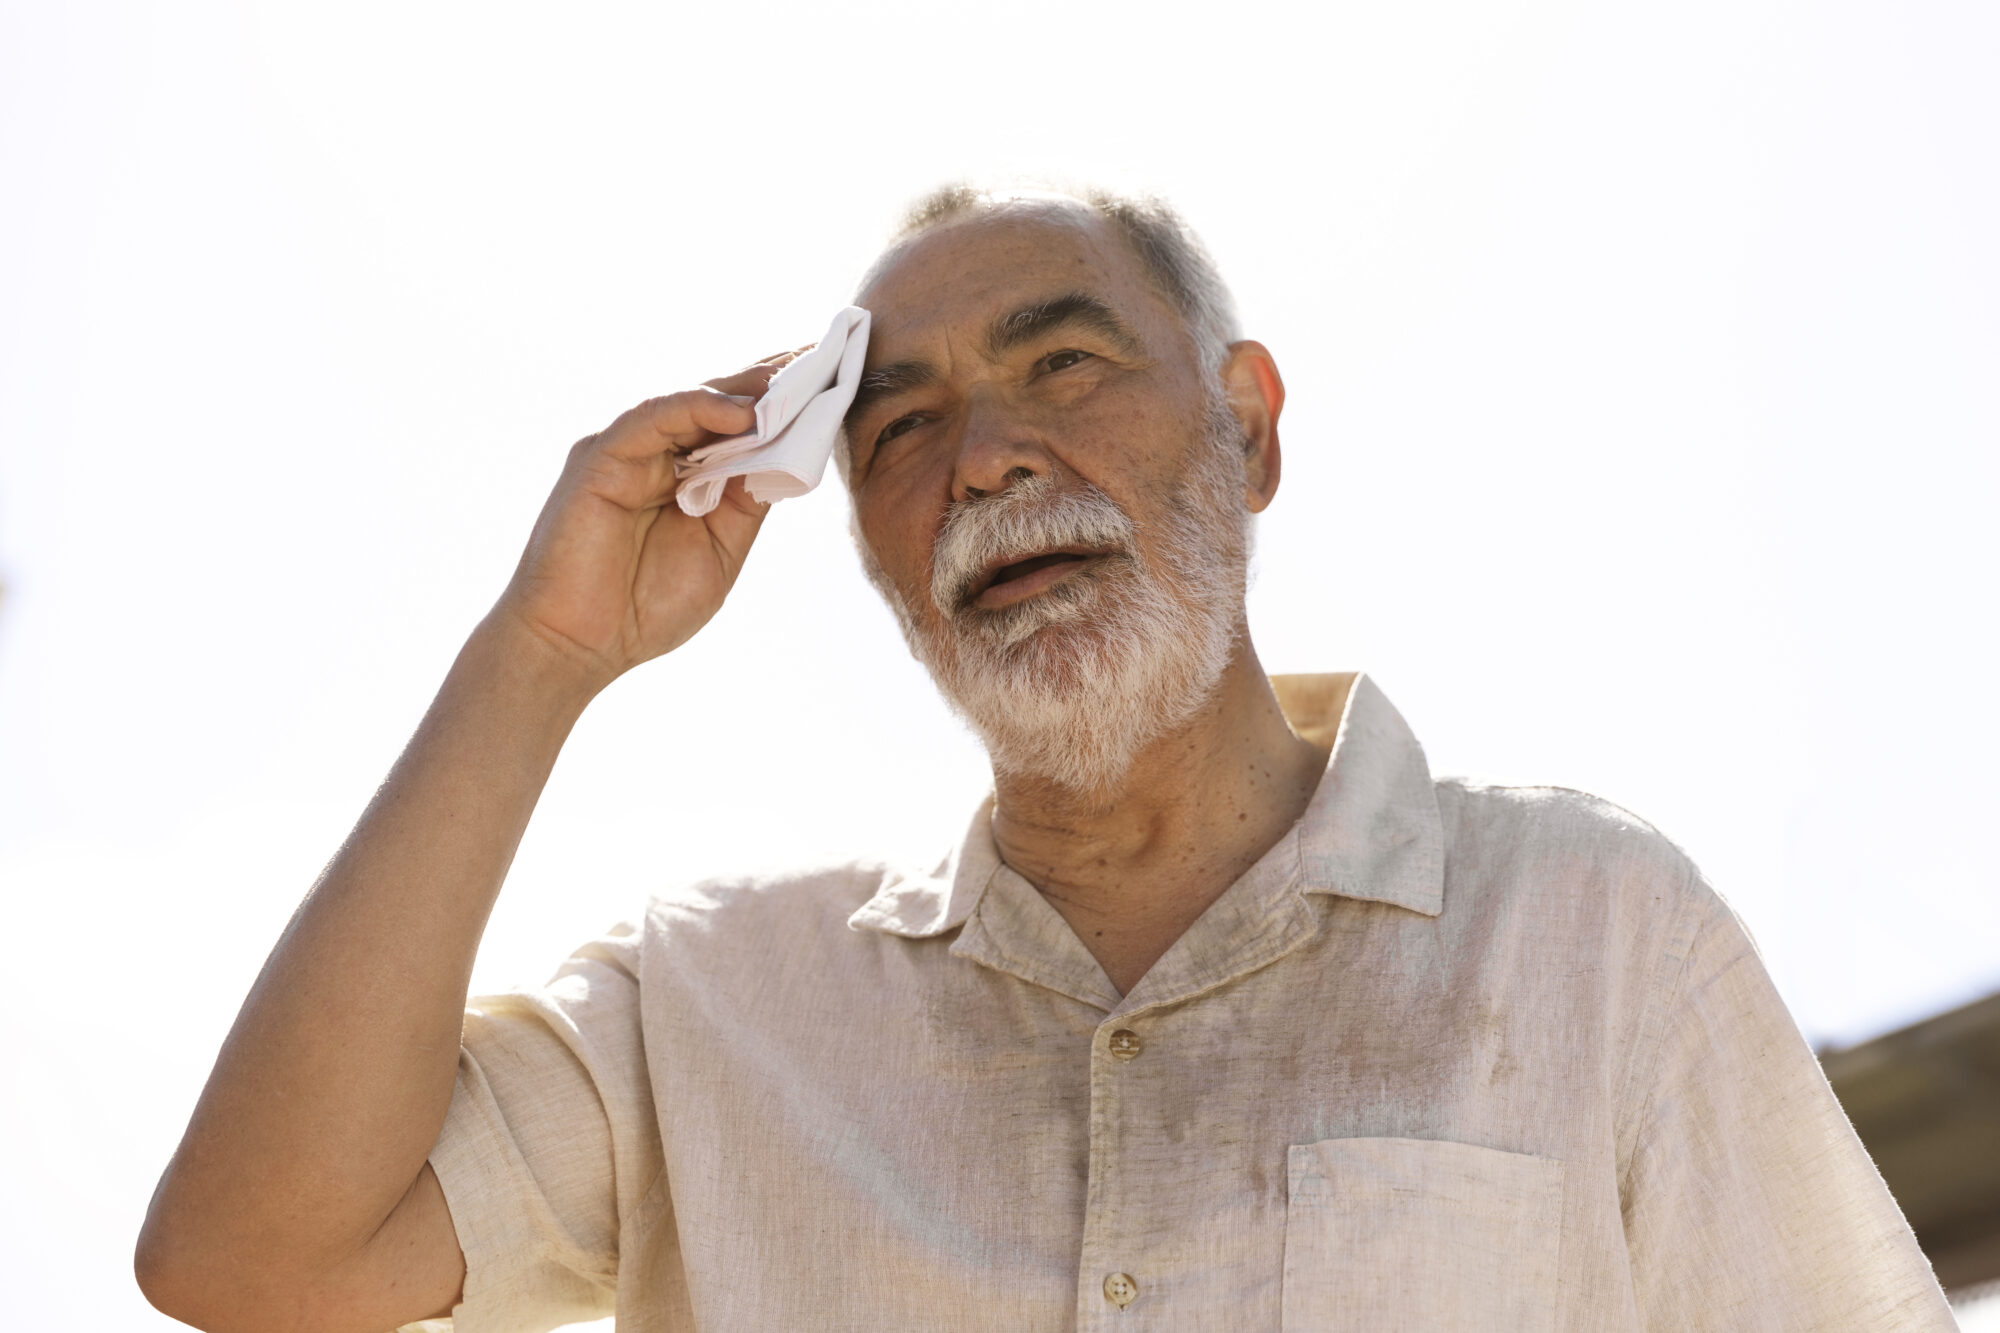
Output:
top-left (672, 306), bottom-right (872, 517)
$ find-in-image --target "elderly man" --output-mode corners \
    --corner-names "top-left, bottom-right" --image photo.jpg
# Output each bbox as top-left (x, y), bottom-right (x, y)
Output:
top-left (137, 186), bottom-right (1953, 1332)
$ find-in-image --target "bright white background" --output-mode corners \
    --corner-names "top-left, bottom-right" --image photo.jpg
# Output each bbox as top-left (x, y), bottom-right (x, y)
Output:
top-left (2, 1), bottom-right (1995, 1327)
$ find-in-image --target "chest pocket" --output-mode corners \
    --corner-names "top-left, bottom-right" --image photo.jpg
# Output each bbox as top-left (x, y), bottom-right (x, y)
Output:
top-left (1282, 1137), bottom-right (1565, 1332)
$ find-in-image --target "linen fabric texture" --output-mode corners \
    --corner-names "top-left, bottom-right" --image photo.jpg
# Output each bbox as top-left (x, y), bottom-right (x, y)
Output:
top-left (410, 674), bottom-right (1953, 1332)
top-left (670, 306), bottom-right (870, 517)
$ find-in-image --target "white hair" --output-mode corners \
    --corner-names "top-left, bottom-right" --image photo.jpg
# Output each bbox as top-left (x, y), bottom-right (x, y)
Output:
top-left (885, 181), bottom-right (1241, 372)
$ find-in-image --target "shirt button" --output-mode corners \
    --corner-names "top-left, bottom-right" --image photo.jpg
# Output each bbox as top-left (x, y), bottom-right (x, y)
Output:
top-left (1107, 1029), bottom-right (1143, 1061)
top-left (1103, 1272), bottom-right (1139, 1307)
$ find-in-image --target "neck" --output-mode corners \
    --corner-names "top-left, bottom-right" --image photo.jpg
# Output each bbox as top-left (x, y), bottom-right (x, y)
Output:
top-left (988, 640), bottom-right (1331, 995)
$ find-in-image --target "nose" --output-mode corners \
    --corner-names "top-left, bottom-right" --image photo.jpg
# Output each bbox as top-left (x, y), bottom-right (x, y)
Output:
top-left (951, 392), bottom-right (1053, 503)
top-left (964, 467), bottom-right (1035, 501)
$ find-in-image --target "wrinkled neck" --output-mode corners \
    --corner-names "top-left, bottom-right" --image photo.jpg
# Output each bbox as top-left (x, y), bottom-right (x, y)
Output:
top-left (988, 641), bottom-right (1330, 985)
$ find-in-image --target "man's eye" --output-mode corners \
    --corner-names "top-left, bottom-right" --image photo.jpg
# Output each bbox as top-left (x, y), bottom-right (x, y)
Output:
top-left (1042, 349), bottom-right (1093, 373)
top-left (875, 414), bottom-right (924, 447)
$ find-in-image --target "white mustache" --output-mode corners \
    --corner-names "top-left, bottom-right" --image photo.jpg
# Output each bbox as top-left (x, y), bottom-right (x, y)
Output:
top-left (929, 473), bottom-right (1135, 616)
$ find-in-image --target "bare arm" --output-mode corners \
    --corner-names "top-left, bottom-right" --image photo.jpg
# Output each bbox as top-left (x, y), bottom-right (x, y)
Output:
top-left (136, 360), bottom-right (789, 1333)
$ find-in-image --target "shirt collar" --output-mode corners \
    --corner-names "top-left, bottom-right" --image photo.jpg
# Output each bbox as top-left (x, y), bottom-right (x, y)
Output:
top-left (848, 671), bottom-right (1444, 940)
top-left (1285, 673), bottom-right (1445, 917)
top-left (846, 798), bottom-right (1003, 938)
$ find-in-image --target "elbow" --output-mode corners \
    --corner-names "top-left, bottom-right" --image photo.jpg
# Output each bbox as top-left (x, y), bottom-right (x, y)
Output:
top-left (135, 1211), bottom-right (237, 1332)
top-left (136, 1165), bottom-right (225, 1327)
top-left (134, 1209), bottom-right (377, 1333)
top-left (134, 1217), bottom-right (205, 1328)
top-left (134, 1207), bottom-right (290, 1333)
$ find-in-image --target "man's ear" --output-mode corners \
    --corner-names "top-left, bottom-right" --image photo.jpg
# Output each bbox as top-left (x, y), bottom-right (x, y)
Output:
top-left (1220, 341), bottom-right (1285, 513)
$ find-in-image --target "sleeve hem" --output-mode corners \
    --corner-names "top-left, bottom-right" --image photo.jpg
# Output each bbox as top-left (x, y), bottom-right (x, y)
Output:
top-left (420, 1047), bottom-right (617, 1331)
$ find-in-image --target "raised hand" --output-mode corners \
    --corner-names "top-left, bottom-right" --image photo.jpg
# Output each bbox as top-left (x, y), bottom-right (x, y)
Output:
top-left (493, 353), bottom-right (798, 691)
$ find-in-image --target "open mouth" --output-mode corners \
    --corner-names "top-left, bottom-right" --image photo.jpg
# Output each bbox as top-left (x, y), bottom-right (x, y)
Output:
top-left (967, 548), bottom-right (1107, 609)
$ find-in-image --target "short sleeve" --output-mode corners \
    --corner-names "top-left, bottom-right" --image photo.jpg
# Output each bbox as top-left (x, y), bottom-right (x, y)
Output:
top-left (1620, 892), bottom-right (1954, 1330)
top-left (416, 920), bottom-right (667, 1333)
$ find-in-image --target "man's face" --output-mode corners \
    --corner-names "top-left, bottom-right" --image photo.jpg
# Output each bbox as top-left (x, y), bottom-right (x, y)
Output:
top-left (846, 204), bottom-right (1225, 631)
top-left (844, 202), bottom-right (1255, 792)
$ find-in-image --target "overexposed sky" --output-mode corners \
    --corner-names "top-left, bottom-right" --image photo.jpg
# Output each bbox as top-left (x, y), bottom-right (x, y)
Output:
top-left (2, 1), bottom-right (1996, 1326)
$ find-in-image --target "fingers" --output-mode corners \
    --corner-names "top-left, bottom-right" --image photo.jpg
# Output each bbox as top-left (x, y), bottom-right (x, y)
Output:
top-left (586, 339), bottom-right (824, 469)
top-left (702, 363), bottom-right (785, 399)
top-left (703, 347), bottom-right (807, 398)
top-left (594, 387), bottom-right (757, 462)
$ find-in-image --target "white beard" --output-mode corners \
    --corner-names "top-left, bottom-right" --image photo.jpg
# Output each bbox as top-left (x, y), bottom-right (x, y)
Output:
top-left (856, 390), bottom-right (1252, 796)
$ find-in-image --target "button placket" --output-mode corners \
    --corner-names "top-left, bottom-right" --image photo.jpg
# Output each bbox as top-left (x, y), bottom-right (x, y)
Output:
top-left (1068, 849), bottom-right (1319, 1325)
top-left (1078, 1014), bottom-right (1144, 1326)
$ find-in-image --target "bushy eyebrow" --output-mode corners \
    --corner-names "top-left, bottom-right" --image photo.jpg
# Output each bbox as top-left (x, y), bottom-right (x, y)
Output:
top-left (987, 290), bottom-right (1143, 359)
top-left (844, 359), bottom-right (940, 434)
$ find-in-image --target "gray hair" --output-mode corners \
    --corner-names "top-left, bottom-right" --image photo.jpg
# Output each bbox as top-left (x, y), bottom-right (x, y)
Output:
top-left (884, 182), bottom-right (1242, 373)
top-left (839, 181), bottom-right (1243, 484)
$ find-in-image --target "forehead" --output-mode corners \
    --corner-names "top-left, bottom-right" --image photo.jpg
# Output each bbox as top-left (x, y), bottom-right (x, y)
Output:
top-left (855, 205), bottom-right (1169, 358)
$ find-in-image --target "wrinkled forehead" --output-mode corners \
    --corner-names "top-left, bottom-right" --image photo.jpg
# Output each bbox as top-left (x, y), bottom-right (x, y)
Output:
top-left (854, 203), bottom-right (1169, 357)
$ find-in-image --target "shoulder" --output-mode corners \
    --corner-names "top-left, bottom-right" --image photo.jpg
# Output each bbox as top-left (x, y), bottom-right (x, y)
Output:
top-left (630, 856), bottom-right (935, 1020)
top-left (1432, 777), bottom-right (1729, 964)
top-left (1438, 778), bottom-right (1706, 897)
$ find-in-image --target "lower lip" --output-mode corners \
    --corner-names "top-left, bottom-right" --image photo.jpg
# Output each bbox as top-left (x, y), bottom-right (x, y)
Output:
top-left (973, 556), bottom-right (1099, 610)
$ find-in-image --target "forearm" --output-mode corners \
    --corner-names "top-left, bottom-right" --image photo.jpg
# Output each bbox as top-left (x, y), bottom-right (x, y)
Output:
top-left (139, 612), bottom-right (598, 1298)
top-left (139, 374), bottom-right (771, 1330)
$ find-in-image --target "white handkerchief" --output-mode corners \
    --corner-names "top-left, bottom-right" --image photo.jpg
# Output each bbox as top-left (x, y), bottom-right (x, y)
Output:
top-left (672, 306), bottom-right (872, 517)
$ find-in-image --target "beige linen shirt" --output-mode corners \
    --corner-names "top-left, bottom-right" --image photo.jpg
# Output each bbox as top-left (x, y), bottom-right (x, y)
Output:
top-left (417, 674), bottom-right (1952, 1332)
